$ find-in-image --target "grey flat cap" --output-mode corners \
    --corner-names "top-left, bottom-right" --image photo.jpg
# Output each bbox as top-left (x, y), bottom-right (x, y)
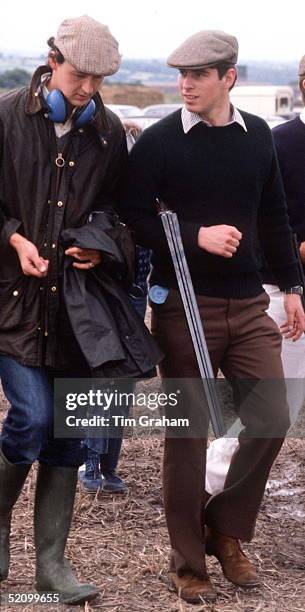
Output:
top-left (299, 55), bottom-right (305, 76)
top-left (54, 15), bottom-right (121, 76)
top-left (167, 30), bottom-right (238, 70)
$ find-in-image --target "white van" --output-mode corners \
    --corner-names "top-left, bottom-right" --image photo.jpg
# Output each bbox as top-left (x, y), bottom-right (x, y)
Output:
top-left (230, 86), bottom-right (294, 118)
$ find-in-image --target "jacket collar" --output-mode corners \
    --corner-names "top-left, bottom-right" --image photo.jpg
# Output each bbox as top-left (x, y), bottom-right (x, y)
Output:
top-left (25, 65), bottom-right (110, 136)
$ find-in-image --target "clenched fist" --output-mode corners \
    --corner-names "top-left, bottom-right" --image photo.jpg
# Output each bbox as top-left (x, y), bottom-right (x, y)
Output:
top-left (198, 224), bottom-right (242, 258)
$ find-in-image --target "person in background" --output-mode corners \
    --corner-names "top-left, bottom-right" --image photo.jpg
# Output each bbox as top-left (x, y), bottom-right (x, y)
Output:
top-left (80, 120), bottom-right (151, 494)
top-left (206, 54), bottom-right (305, 496)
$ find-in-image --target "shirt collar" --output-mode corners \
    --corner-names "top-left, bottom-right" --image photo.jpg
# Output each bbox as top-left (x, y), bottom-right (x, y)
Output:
top-left (41, 72), bottom-right (51, 101)
top-left (300, 108), bottom-right (305, 125)
top-left (181, 105), bottom-right (247, 134)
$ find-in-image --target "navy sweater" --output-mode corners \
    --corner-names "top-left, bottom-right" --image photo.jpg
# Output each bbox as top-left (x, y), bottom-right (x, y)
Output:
top-left (273, 117), bottom-right (305, 242)
top-left (121, 110), bottom-right (300, 298)
top-left (262, 117), bottom-right (305, 285)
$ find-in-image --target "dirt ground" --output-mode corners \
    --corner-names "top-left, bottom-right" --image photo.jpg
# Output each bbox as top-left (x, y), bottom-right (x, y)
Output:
top-left (0, 394), bottom-right (305, 612)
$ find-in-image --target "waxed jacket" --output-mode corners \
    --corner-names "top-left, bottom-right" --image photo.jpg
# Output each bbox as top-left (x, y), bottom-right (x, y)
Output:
top-left (0, 66), bottom-right (128, 367)
top-left (61, 215), bottom-right (163, 376)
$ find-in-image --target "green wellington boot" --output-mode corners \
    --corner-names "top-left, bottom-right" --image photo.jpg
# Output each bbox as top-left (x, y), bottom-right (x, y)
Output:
top-left (34, 464), bottom-right (99, 605)
top-left (0, 449), bottom-right (31, 580)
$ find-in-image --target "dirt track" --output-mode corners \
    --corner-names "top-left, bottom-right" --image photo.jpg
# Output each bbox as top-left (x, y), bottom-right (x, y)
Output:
top-left (1, 397), bottom-right (305, 612)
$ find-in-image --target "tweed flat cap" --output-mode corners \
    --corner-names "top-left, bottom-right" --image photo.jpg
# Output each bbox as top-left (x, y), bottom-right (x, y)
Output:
top-left (298, 55), bottom-right (305, 76)
top-left (167, 30), bottom-right (238, 70)
top-left (54, 15), bottom-right (121, 76)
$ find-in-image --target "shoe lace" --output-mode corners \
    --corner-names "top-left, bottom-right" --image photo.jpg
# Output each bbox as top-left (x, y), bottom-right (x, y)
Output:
top-left (85, 458), bottom-right (101, 480)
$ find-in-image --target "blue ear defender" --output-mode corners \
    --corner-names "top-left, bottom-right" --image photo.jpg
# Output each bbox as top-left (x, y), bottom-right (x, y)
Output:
top-left (45, 89), bottom-right (96, 127)
top-left (74, 99), bottom-right (96, 128)
top-left (45, 89), bottom-right (68, 123)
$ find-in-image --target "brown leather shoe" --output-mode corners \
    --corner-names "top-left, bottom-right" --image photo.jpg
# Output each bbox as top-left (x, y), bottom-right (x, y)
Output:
top-left (169, 571), bottom-right (217, 604)
top-left (206, 528), bottom-right (260, 587)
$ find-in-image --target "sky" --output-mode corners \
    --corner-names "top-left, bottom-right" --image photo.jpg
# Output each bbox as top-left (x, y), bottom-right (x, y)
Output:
top-left (0, 0), bottom-right (304, 62)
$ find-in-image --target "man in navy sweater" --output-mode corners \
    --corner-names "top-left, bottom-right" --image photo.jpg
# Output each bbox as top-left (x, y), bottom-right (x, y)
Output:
top-left (120, 31), bottom-right (305, 604)
top-left (206, 55), bottom-right (305, 498)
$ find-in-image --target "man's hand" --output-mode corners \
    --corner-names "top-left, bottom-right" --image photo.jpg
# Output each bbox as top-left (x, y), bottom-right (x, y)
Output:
top-left (198, 225), bottom-right (242, 258)
top-left (299, 241), bottom-right (305, 264)
top-left (9, 233), bottom-right (49, 277)
top-left (281, 294), bottom-right (305, 341)
top-left (65, 247), bottom-right (102, 270)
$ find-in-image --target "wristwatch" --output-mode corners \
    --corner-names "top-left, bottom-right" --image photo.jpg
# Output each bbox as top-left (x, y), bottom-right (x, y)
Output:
top-left (284, 285), bottom-right (304, 295)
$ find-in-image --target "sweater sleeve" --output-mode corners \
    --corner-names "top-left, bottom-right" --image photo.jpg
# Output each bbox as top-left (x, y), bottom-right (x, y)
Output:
top-left (258, 138), bottom-right (300, 290)
top-left (119, 127), bottom-right (201, 256)
top-left (119, 127), bottom-right (170, 254)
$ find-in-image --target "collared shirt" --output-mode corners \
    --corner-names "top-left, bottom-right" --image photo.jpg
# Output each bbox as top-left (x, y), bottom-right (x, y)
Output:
top-left (181, 104), bottom-right (247, 134)
top-left (299, 108), bottom-right (305, 125)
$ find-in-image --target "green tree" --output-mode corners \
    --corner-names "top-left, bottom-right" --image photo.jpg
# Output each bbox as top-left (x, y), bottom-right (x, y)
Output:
top-left (0, 68), bottom-right (30, 90)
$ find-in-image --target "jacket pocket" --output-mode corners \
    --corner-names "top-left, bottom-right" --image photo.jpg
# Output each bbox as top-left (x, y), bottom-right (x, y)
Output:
top-left (0, 276), bottom-right (25, 330)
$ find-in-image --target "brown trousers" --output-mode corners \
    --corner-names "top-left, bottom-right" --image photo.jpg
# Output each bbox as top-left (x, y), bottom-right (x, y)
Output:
top-left (151, 289), bottom-right (289, 579)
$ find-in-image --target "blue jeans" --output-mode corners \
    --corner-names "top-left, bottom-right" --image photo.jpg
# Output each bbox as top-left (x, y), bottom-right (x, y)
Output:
top-left (86, 438), bottom-right (123, 476)
top-left (0, 355), bottom-right (87, 466)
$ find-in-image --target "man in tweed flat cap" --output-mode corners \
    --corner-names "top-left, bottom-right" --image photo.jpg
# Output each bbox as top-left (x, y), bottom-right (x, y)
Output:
top-left (121, 30), bottom-right (305, 603)
top-left (0, 15), bottom-right (126, 605)
top-left (167, 29), bottom-right (238, 69)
